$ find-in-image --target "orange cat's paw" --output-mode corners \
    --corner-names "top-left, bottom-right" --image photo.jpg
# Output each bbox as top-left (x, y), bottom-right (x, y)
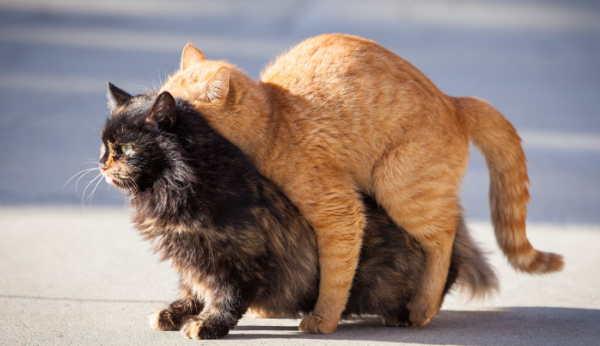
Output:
top-left (299, 315), bottom-right (337, 334)
top-left (407, 301), bottom-right (438, 327)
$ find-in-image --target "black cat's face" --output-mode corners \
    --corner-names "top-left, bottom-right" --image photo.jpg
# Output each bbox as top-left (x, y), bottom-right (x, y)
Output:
top-left (100, 123), bottom-right (158, 191)
top-left (100, 84), bottom-right (178, 193)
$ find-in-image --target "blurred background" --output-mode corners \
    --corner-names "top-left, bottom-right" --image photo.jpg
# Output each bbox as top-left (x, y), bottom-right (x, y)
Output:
top-left (1, 0), bottom-right (598, 223)
top-left (1, 1), bottom-right (599, 345)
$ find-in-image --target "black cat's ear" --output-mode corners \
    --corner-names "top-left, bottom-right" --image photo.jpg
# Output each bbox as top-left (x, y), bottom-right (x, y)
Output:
top-left (107, 82), bottom-right (132, 111)
top-left (146, 92), bottom-right (177, 130)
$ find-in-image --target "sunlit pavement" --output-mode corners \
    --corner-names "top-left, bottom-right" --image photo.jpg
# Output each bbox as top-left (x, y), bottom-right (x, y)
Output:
top-left (1, 1), bottom-right (599, 345)
top-left (1, 207), bottom-right (598, 345)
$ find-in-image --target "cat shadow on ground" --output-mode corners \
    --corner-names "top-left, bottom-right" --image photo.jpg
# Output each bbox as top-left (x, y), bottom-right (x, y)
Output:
top-left (231, 307), bottom-right (600, 345)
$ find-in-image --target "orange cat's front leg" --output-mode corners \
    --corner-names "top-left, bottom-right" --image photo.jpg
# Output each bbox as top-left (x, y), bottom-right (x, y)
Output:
top-left (281, 168), bottom-right (365, 334)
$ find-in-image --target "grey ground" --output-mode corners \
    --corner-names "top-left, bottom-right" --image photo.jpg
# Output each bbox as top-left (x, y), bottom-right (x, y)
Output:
top-left (0, 0), bottom-right (599, 345)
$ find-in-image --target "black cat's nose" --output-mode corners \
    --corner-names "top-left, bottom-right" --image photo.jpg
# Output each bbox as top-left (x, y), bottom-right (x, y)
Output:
top-left (99, 155), bottom-right (108, 168)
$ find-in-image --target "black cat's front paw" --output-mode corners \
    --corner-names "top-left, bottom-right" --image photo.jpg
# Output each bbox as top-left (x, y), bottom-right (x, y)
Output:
top-left (383, 314), bottom-right (410, 327)
top-left (180, 315), bottom-right (232, 339)
top-left (382, 305), bottom-right (410, 327)
top-left (149, 309), bottom-right (181, 331)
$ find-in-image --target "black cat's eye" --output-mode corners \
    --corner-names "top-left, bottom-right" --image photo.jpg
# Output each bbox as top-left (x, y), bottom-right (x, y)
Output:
top-left (121, 144), bottom-right (134, 155)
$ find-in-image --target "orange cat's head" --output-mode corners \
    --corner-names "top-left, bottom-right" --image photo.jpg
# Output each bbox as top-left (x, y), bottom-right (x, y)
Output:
top-left (160, 44), bottom-right (271, 154)
top-left (161, 44), bottom-right (267, 116)
top-left (161, 44), bottom-right (231, 105)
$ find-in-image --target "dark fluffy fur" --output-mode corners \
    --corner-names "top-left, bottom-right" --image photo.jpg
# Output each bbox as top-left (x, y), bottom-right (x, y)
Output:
top-left (100, 87), bottom-right (494, 339)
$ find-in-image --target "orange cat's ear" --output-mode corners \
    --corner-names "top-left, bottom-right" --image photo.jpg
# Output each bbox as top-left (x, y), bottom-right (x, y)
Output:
top-left (181, 43), bottom-right (206, 70)
top-left (198, 66), bottom-right (230, 102)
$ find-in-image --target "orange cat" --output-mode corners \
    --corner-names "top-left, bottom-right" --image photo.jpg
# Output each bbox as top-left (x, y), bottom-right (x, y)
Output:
top-left (160, 34), bottom-right (563, 333)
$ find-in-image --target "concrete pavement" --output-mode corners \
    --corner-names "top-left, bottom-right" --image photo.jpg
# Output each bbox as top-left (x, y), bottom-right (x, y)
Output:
top-left (1, 207), bottom-right (599, 345)
top-left (1, 0), bottom-right (599, 345)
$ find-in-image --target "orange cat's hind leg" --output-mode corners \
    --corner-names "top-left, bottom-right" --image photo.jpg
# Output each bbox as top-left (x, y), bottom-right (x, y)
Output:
top-left (405, 222), bottom-right (456, 326)
top-left (371, 143), bottom-right (466, 326)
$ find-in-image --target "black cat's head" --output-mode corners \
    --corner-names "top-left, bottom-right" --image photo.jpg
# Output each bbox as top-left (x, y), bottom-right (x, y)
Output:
top-left (100, 83), bottom-right (182, 194)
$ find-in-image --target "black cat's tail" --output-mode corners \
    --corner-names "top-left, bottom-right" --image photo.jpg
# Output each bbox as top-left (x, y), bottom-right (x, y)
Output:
top-left (453, 216), bottom-right (499, 299)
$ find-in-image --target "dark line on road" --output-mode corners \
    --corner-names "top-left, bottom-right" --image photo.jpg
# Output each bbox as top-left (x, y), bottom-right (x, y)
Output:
top-left (0, 294), bottom-right (167, 304)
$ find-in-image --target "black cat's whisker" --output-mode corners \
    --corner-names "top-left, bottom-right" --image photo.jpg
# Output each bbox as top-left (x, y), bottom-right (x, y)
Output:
top-left (147, 72), bottom-right (158, 91)
top-left (131, 183), bottom-right (141, 203)
top-left (124, 181), bottom-right (133, 194)
top-left (128, 180), bottom-right (141, 211)
top-left (124, 180), bottom-right (134, 203)
top-left (131, 180), bottom-right (140, 195)
top-left (135, 83), bottom-right (153, 94)
top-left (64, 168), bottom-right (98, 189)
top-left (85, 174), bottom-right (104, 207)
top-left (81, 173), bottom-right (100, 200)
top-left (74, 169), bottom-right (100, 198)
top-left (82, 173), bottom-right (102, 206)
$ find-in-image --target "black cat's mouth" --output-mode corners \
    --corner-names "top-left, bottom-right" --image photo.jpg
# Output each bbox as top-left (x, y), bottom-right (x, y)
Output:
top-left (104, 175), bottom-right (129, 189)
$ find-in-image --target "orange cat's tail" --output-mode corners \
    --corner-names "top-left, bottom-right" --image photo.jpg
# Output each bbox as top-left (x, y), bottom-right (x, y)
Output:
top-left (455, 97), bottom-right (563, 274)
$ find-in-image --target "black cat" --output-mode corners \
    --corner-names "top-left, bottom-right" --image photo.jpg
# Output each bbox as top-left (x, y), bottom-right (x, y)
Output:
top-left (100, 85), bottom-right (496, 339)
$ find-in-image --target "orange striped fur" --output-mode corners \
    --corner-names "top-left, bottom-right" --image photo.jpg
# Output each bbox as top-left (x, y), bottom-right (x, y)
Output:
top-left (160, 34), bottom-right (563, 333)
